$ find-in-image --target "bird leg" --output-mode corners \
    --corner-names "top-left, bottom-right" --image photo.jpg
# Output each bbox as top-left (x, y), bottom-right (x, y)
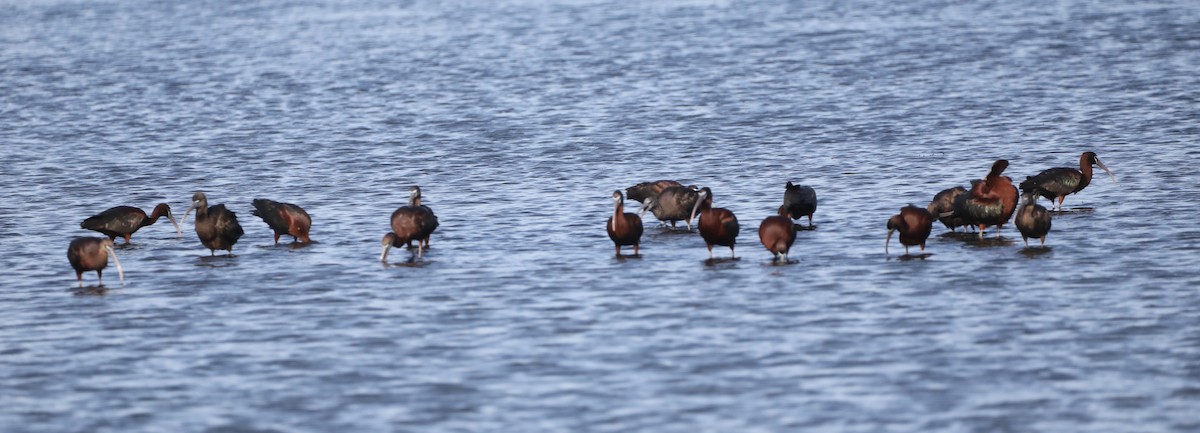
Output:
top-left (633, 244), bottom-right (639, 256)
top-left (274, 233), bottom-right (281, 245)
top-left (123, 234), bottom-right (132, 244)
top-left (1056, 195), bottom-right (1065, 211)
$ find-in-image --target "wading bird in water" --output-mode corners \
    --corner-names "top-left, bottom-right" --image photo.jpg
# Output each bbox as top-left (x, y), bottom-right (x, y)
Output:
top-left (690, 187), bottom-right (739, 259)
top-left (251, 199), bottom-right (313, 244)
top-left (625, 180), bottom-right (682, 205)
top-left (758, 208), bottom-right (796, 262)
top-left (67, 237), bottom-right (124, 286)
top-left (953, 159), bottom-right (1019, 239)
top-left (886, 205), bottom-right (933, 256)
top-left (1020, 151), bottom-right (1116, 211)
top-left (380, 186), bottom-right (438, 261)
top-left (80, 203), bottom-right (182, 244)
top-left (642, 185), bottom-right (701, 230)
top-left (779, 181), bottom-right (817, 228)
top-left (1015, 190), bottom-right (1052, 247)
top-left (181, 192), bottom-right (244, 256)
top-left (606, 190), bottom-right (643, 256)
top-left (927, 186), bottom-right (969, 232)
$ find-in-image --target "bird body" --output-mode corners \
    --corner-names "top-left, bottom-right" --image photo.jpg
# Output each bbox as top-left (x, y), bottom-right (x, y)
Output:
top-left (381, 186), bottom-right (438, 261)
top-left (251, 199), bottom-right (313, 244)
top-left (1015, 192), bottom-right (1052, 247)
top-left (183, 192), bottom-right (244, 256)
top-left (758, 208), bottom-right (796, 261)
top-left (606, 191), bottom-right (643, 256)
top-left (927, 186), bottom-right (968, 232)
top-left (780, 182), bottom-right (817, 227)
top-left (886, 205), bottom-right (933, 255)
top-left (625, 180), bottom-right (683, 204)
top-left (643, 185), bottom-right (701, 230)
top-left (952, 160), bottom-right (1019, 238)
top-left (81, 203), bottom-right (181, 243)
top-left (1019, 151), bottom-right (1116, 210)
top-left (690, 187), bottom-right (739, 258)
top-left (67, 237), bottom-right (124, 286)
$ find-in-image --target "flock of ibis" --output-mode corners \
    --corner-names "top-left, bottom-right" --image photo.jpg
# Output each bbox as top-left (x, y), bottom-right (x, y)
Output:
top-left (66, 152), bottom-right (1114, 286)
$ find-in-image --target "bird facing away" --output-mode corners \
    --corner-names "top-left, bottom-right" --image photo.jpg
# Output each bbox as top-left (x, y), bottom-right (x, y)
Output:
top-left (67, 237), bottom-right (124, 286)
top-left (606, 190), bottom-right (643, 256)
top-left (779, 181), bottom-right (817, 228)
top-left (1019, 151), bottom-right (1116, 211)
top-left (886, 205), bottom-right (933, 255)
top-left (380, 186), bottom-right (438, 261)
top-left (927, 186), bottom-right (969, 232)
top-left (182, 192), bottom-right (244, 256)
top-left (953, 159), bottom-right (1019, 239)
top-left (1015, 191), bottom-right (1052, 247)
top-left (625, 180), bottom-right (683, 204)
top-left (690, 187), bottom-right (739, 259)
top-left (80, 203), bottom-right (182, 244)
top-left (642, 185), bottom-right (701, 230)
top-left (251, 199), bottom-right (313, 244)
top-left (759, 207), bottom-right (796, 262)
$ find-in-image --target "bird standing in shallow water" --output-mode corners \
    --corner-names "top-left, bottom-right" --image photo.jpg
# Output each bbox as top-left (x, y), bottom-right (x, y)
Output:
top-left (606, 190), bottom-right (643, 256)
top-left (380, 186), bottom-right (438, 261)
top-left (953, 159), bottom-right (1019, 239)
top-left (625, 180), bottom-right (683, 205)
top-left (886, 205), bottom-right (933, 256)
top-left (1020, 151), bottom-right (1116, 211)
top-left (759, 207), bottom-right (796, 262)
top-left (643, 185), bottom-right (701, 230)
top-left (779, 181), bottom-right (817, 228)
top-left (182, 192), bottom-right (244, 256)
top-left (1015, 190), bottom-right (1052, 247)
top-left (81, 203), bottom-right (182, 244)
top-left (690, 187), bottom-right (739, 259)
top-left (67, 237), bottom-right (124, 286)
top-left (251, 199), bottom-right (313, 244)
top-left (927, 187), bottom-right (969, 232)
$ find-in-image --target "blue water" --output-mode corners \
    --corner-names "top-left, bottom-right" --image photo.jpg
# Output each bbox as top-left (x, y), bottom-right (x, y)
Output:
top-left (2, 0), bottom-right (1200, 431)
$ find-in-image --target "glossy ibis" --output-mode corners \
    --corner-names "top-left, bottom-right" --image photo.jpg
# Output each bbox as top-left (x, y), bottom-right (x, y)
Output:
top-left (606, 190), bottom-right (643, 256)
top-left (926, 186), bottom-right (969, 232)
top-left (251, 199), bottom-right (313, 244)
top-left (1015, 191), bottom-right (1052, 247)
top-left (758, 208), bottom-right (796, 262)
top-left (1020, 151), bottom-right (1116, 211)
top-left (643, 185), bottom-right (701, 230)
top-left (779, 181), bottom-right (817, 228)
top-left (380, 186), bottom-right (438, 261)
top-left (67, 237), bottom-right (124, 286)
top-left (181, 192), bottom-right (244, 256)
top-left (80, 203), bottom-right (182, 244)
top-left (885, 205), bottom-right (933, 255)
top-left (952, 160), bottom-right (1019, 239)
top-left (690, 187), bottom-right (739, 258)
top-left (625, 180), bottom-right (683, 204)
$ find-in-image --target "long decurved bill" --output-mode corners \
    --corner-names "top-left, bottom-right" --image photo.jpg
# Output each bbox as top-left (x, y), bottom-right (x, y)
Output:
top-left (1096, 157), bottom-right (1117, 183)
top-left (885, 228), bottom-right (895, 255)
top-left (105, 243), bottom-right (125, 285)
top-left (167, 210), bottom-right (183, 238)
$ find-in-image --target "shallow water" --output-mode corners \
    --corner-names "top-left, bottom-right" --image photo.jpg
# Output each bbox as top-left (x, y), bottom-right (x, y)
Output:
top-left (2, 0), bottom-right (1200, 431)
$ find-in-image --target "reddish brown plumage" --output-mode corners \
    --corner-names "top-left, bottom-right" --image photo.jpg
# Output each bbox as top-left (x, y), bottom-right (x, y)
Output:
top-left (691, 187), bottom-right (739, 258)
top-left (758, 208), bottom-right (796, 261)
top-left (80, 203), bottom-right (181, 243)
top-left (67, 237), bottom-right (124, 286)
top-left (251, 199), bottom-right (313, 244)
top-left (886, 205), bottom-right (933, 255)
top-left (606, 191), bottom-right (643, 256)
top-left (953, 159), bottom-right (1020, 239)
top-left (380, 186), bottom-right (438, 261)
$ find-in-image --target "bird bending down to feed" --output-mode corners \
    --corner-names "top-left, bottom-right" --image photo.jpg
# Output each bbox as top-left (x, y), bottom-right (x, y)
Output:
top-left (251, 199), bottom-right (313, 244)
top-left (759, 207), bottom-right (796, 262)
top-left (380, 186), bottom-right (439, 261)
top-left (690, 187), bottom-right (739, 259)
top-left (67, 237), bottom-right (125, 286)
top-left (80, 203), bottom-right (182, 243)
top-left (1015, 190), bottom-right (1052, 247)
top-left (181, 192), bottom-right (244, 256)
top-left (886, 205), bottom-right (933, 256)
top-left (606, 190), bottom-right (643, 256)
top-left (1019, 151), bottom-right (1116, 211)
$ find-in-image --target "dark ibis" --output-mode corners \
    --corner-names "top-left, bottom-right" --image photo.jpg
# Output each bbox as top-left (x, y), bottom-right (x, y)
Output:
top-left (380, 186), bottom-right (438, 261)
top-left (926, 186), bottom-right (970, 232)
top-left (606, 190), bottom-right (643, 256)
top-left (885, 205), bottom-right (933, 255)
top-left (642, 185), bottom-right (701, 230)
top-left (758, 208), bottom-right (796, 262)
top-left (67, 237), bottom-right (124, 286)
top-left (1020, 151), bottom-right (1116, 211)
top-left (80, 203), bottom-right (182, 244)
top-left (1015, 191), bottom-right (1052, 247)
top-left (690, 187), bottom-right (739, 258)
top-left (779, 181), bottom-right (817, 228)
top-left (952, 160), bottom-right (1019, 239)
top-left (625, 180), bottom-right (683, 204)
top-left (251, 199), bottom-right (313, 244)
top-left (181, 192), bottom-right (244, 256)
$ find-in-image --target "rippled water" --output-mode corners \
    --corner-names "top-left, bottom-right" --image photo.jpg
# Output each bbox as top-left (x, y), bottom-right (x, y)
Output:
top-left (3, 0), bottom-right (1200, 431)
